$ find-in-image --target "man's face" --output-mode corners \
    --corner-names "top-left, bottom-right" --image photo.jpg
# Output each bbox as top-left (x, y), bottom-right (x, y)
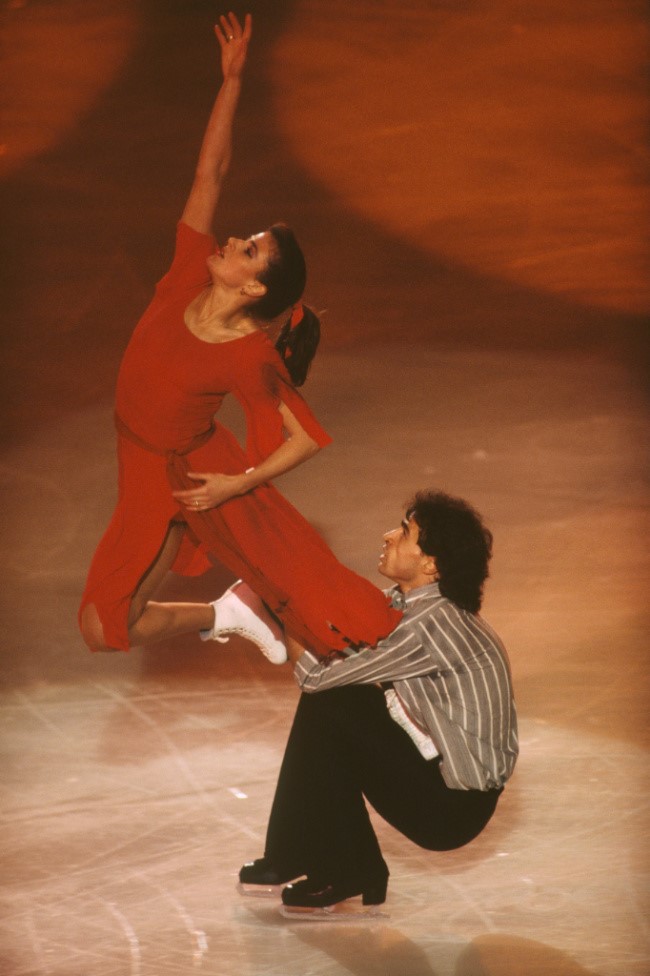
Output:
top-left (378, 515), bottom-right (435, 592)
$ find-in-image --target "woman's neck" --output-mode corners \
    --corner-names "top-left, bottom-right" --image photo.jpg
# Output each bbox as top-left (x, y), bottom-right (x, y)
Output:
top-left (188, 287), bottom-right (259, 339)
top-left (200, 285), bottom-right (241, 322)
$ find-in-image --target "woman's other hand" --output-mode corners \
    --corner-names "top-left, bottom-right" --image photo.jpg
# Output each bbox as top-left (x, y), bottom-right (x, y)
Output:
top-left (215, 12), bottom-right (252, 80)
top-left (173, 471), bottom-right (248, 511)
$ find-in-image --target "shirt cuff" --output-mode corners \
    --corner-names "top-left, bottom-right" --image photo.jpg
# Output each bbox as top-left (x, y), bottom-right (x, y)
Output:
top-left (293, 650), bottom-right (325, 689)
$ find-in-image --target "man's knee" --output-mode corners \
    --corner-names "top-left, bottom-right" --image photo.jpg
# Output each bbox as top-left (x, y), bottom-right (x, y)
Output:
top-left (298, 684), bottom-right (369, 717)
top-left (80, 604), bottom-right (119, 653)
top-left (295, 685), bottom-right (385, 741)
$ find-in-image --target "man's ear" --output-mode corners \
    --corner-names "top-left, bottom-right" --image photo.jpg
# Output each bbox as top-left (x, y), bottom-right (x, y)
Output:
top-left (422, 554), bottom-right (439, 581)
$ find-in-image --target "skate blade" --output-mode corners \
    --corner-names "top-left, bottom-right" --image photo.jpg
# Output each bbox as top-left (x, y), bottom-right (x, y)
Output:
top-left (237, 882), bottom-right (283, 899)
top-left (280, 900), bottom-right (389, 922)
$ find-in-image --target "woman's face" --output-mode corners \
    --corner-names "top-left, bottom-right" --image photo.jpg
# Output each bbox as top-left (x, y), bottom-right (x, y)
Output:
top-left (207, 231), bottom-right (275, 291)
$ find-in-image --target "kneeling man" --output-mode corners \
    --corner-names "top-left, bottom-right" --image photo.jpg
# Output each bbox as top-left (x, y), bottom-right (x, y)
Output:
top-left (236, 490), bottom-right (518, 915)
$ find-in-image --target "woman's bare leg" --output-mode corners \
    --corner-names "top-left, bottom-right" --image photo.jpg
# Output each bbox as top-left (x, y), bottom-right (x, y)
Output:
top-left (83, 522), bottom-right (284, 656)
top-left (285, 634), bottom-right (308, 665)
top-left (127, 521), bottom-right (214, 646)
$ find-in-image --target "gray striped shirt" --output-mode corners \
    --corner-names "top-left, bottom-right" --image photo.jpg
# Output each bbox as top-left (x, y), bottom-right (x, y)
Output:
top-left (294, 583), bottom-right (518, 791)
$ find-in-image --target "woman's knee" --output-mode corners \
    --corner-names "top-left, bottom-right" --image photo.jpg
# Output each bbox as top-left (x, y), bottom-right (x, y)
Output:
top-left (80, 604), bottom-right (119, 653)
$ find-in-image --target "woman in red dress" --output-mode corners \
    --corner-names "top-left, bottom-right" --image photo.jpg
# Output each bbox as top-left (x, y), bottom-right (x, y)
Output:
top-left (79, 13), bottom-right (400, 658)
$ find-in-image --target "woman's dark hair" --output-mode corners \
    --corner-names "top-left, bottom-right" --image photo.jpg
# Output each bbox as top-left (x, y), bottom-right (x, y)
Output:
top-left (406, 490), bottom-right (493, 613)
top-left (253, 223), bottom-right (320, 387)
top-left (274, 305), bottom-right (320, 387)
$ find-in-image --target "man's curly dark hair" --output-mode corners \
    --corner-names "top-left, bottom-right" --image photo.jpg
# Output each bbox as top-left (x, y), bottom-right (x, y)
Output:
top-left (406, 490), bottom-right (493, 613)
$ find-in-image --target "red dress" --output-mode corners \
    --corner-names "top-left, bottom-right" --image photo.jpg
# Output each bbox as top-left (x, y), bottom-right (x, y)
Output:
top-left (79, 223), bottom-right (401, 653)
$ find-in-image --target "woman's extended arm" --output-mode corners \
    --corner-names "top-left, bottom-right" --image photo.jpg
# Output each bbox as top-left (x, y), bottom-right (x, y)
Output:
top-left (181, 12), bottom-right (252, 234)
top-left (172, 401), bottom-right (321, 511)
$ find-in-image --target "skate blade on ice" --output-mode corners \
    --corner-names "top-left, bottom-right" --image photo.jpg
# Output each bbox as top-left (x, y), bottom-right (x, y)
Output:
top-left (280, 899), bottom-right (389, 922)
top-left (236, 882), bottom-right (284, 898)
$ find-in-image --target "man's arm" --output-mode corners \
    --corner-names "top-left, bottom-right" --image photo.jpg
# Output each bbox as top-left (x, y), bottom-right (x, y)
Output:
top-left (292, 600), bottom-right (440, 691)
top-left (181, 12), bottom-right (252, 234)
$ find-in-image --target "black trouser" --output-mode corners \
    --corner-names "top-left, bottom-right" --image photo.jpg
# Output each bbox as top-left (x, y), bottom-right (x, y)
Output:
top-left (264, 684), bottom-right (502, 886)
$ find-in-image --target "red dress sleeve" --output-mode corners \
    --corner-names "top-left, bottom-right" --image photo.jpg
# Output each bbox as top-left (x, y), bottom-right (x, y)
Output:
top-left (233, 339), bottom-right (332, 466)
top-left (155, 221), bottom-right (216, 297)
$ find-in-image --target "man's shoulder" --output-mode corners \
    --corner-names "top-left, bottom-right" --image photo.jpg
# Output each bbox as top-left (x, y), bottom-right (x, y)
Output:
top-left (399, 585), bottom-right (449, 625)
top-left (404, 588), bottom-right (483, 632)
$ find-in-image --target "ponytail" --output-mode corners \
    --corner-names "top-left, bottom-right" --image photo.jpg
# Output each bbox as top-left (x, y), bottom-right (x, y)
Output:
top-left (251, 223), bottom-right (321, 383)
top-left (275, 302), bottom-right (321, 387)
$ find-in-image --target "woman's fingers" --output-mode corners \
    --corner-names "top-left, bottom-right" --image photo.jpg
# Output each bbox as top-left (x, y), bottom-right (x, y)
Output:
top-left (216, 11), bottom-right (251, 44)
top-left (220, 12), bottom-right (241, 39)
top-left (215, 14), bottom-right (236, 47)
top-left (173, 471), bottom-right (242, 511)
top-left (218, 14), bottom-right (233, 39)
top-left (173, 476), bottom-right (204, 501)
top-left (215, 12), bottom-right (252, 76)
top-left (173, 472), bottom-right (214, 509)
top-left (171, 489), bottom-right (208, 510)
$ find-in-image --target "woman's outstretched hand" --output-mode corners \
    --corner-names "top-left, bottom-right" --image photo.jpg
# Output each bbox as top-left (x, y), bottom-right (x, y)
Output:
top-left (215, 11), bottom-right (252, 80)
top-left (172, 471), bottom-right (248, 512)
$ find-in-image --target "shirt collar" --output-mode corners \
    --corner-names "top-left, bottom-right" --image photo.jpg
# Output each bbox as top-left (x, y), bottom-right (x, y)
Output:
top-left (389, 581), bottom-right (441, 610)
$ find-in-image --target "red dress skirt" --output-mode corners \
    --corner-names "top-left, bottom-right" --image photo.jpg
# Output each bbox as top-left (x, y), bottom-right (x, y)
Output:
top-left (79, 223), bottom-right (400, 654)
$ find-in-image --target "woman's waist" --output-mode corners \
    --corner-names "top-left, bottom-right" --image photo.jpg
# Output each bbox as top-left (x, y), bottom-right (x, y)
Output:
top-left (116, 380), bottom-right (224, 426)
top-left (115, 393), bottom-right (224, 446)
top-left (114, 411), bottom-right (217, 456)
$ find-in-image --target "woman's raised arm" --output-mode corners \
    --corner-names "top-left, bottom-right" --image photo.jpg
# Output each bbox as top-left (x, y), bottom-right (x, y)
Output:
top-left (181, 12), bottom-right (252, 234)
